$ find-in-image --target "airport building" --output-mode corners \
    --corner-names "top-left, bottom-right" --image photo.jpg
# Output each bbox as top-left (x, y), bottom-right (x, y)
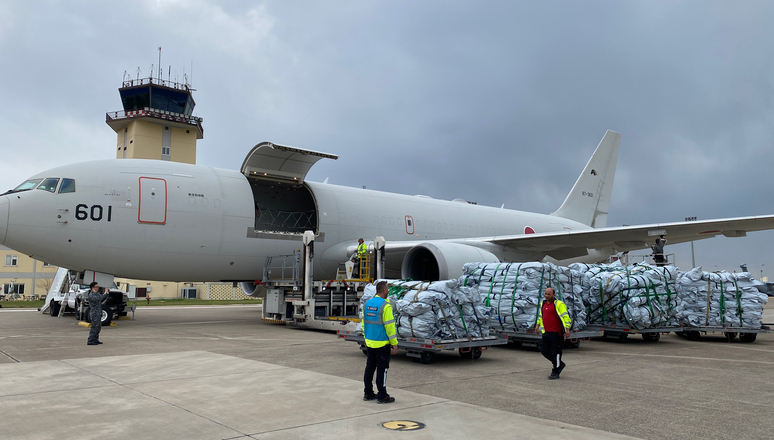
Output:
top-left (0, 245), bottom-right (57, 300)
top-left (103, 71), bottom-right (252, 300)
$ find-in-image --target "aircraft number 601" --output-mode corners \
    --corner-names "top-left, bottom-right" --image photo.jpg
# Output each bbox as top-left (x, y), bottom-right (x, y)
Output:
top-left (75, 204), bottom-right (113, 222)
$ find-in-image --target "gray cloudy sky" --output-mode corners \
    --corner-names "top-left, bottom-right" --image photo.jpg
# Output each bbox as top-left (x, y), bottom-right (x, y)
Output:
top-left (1, 1), bottom-right (773, 277)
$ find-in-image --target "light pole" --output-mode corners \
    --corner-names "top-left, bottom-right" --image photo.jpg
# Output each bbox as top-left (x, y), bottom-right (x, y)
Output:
top-left (685, 216), bottom-right (697, 268)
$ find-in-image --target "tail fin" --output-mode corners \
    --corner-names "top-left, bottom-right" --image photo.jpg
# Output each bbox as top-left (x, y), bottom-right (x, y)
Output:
top-left (550, 130), bottom-right (621, 228)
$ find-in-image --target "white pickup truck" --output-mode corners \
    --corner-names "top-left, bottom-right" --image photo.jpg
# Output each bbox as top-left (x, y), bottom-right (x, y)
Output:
top-left (44, 269), bottom-right (130, 325)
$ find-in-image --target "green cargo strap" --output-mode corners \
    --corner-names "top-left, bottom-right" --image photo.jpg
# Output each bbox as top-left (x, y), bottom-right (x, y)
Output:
top-left (456, 303), bottom-right (470, 337)
top-left (476, 265), bottom-right (487, 286)
top-left (719, 280), bottom-right (726, 326)
top-left (484, 263), bottom-right (502, 307)
top-left (705, 279), bottom-right (712, 326)
top-left (532, 267), bottom-right (546, 327)
top-left (495, 264), bottom-right (512, 329)
top-left (734, 279), bottom-right (744, 327)
top-left (507, 264), bottom-right (522, 330)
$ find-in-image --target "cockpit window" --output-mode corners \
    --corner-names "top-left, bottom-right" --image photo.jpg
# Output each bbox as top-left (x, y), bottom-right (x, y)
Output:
top-left (59, 178), bottom-right (76, 194)
top-left (12, 178), bottom-right (43, 192)
top-left (36, 178), bottom-right (60, 193)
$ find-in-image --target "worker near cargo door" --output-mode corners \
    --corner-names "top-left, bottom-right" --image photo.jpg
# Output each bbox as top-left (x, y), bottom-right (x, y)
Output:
top-left (535, 287), bottom-right (571, 380)
top-left (352, 238), bottom-right (368, 278)
top-left (362, 281), bottom-right (399, 404)
top-left (652, 235), bottom-right (667, 267)
top-left (87, 282), bottom-right (109, 346)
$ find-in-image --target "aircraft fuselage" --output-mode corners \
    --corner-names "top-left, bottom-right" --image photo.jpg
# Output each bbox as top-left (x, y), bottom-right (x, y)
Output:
top-left (0, 159), bottom-right (592, 282)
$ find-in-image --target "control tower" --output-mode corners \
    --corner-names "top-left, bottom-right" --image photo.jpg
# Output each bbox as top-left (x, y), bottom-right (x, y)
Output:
top-left (106, 76), bottom-right (204, 164)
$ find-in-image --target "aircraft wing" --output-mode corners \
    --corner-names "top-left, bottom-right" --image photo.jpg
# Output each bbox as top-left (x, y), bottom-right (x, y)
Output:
top-left (383, 214), bottom-right (774, 261)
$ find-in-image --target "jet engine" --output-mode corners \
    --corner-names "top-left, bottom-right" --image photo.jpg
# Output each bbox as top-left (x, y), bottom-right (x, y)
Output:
top-left (400, 242), bottom-right (500, 281)
top-left (240, 281), bottom-right (267, 298)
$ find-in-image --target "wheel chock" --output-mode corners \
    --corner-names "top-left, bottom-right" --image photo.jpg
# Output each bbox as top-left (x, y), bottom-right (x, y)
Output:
top-left (77, 321), bottom-right (91, 328)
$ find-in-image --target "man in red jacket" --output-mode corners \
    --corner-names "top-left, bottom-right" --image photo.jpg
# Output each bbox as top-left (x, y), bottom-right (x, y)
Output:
top-left (535, 287), bottom-right (572, 379)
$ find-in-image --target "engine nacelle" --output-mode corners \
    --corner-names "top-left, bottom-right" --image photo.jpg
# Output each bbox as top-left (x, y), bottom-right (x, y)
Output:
top-left (401, 242), bottom-right (500, 281)
top-left (240, 281), bottom-right (267, 298)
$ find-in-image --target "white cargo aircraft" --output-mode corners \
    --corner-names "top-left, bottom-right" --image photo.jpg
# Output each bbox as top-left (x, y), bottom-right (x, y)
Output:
top-left (1, 130), bottom-right (773, 294)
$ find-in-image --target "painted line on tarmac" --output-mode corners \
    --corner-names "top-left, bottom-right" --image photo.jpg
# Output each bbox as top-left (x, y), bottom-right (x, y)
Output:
top-left (593, 351), bottom-right (774, 365)
top-left (0, 348), bottom-right (20, 362)
top-left (138, 305), bottom-right (261, 310)
top-left (0, 309), bottom-right (41, 313)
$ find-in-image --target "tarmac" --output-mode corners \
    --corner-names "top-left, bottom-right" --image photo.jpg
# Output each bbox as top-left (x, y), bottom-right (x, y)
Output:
top-left (2, 305), bottom-right (773, 439)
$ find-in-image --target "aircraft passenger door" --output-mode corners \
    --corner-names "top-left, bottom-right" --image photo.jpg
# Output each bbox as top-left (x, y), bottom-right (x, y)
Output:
top-left (138, 177), bottom-right (167, 224)
top-left (405, 215), bottom-right (414, 235)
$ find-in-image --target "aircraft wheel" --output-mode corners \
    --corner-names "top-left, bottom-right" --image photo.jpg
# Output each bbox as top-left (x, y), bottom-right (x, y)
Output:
top-left (564, 340), bottom-right (581, 349)
top-left (100, 307), bottom-right (112, 326)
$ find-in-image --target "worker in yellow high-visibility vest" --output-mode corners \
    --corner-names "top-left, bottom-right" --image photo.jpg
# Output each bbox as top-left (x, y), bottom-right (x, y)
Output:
top-left (362, 281), bottom-right (398, 403)
top-left (534, 287), bottom-right (572, 380)
top-left (353, 238), bottom-right (367, 278)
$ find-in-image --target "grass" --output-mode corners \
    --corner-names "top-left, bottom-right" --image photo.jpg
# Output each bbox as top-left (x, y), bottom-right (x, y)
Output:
top-left (0, 298), bottom-right (261, 309)
top-left (0, 300), bottom-right (46, 309)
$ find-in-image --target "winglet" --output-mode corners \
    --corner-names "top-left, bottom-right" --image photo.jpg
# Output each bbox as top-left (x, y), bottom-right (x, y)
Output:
top-left (550, 130), bottom-right (621, 228)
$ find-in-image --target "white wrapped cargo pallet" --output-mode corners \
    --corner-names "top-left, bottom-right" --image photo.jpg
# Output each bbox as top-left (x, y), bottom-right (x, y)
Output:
top-left (358, 279), bottom-right (496, 340)
top-left (460, 262), bottom-right (587, 332)
top-left (571, 262), bottom-right (679, 330)
top-left (675, 267), bottom-right (768, 329)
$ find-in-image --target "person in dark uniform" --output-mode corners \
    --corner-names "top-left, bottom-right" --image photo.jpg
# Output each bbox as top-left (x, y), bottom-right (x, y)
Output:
top-left (87, 282), bottom-right (109, 345)
top-left (652, 235), bottom-right (667, 267)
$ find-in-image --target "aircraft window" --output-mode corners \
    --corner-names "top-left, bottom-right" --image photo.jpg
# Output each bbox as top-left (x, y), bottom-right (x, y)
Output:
top-left (373, 216), bottom-right (378, 223)
top-left (389, 217), bottom-right (394, 225)
top-left (12, 178), bottom-right (43, 192)
top-left (59, 178), bottom-right (76, 194)
top-left (36, 178), bottom-right (60, 193)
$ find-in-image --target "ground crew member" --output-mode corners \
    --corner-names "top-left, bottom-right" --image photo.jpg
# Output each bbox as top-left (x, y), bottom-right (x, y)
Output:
top-left (535, 287), bottom-right (571, 379)
top-left (353, 238), bottom-right (368, 278)
top-left (87, 282), bottom-right (109, 345)
top-left (362, 281), bottom-right (398, 403)
top-left (652, 235), bottom-right (667, 267)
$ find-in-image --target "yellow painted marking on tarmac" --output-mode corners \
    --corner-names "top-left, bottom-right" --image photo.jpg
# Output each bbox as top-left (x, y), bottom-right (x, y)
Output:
top-left (381, 420), bottom-right (425, 431)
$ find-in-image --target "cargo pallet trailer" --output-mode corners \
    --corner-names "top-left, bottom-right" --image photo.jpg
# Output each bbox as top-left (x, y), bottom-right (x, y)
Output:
top-left (589, 324), bottom-right (679, 342)
top-left (337, 330), bottom-right (508, 364)
top-left (492, 328), bottom-right (604, 349)
top-left (674, 325), bottom-right (770, 343)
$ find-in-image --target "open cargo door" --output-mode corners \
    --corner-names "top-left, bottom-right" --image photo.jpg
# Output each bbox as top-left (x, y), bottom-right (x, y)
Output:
top-left (241, 142), bottom-right (338, 183)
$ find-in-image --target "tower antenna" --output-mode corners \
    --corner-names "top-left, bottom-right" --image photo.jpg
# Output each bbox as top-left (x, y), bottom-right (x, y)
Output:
top-left (157, 46), bottom-right (162, 81)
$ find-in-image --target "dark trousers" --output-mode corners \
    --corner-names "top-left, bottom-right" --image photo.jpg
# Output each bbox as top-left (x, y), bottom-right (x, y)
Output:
top-left (364, 345), bottom-right (391, 398)
top-left (88, 307), bottom-right (102, 343)
top-left (540, 332), bottom-right (563, 374)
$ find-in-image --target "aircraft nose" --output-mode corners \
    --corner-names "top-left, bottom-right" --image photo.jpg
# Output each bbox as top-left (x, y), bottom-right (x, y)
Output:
top-left (0, 196), bottom-right (8, 244)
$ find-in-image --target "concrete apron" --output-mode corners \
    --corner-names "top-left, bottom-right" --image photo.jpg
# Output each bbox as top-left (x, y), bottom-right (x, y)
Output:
top-left (0, 351), bottom-right (639, 440)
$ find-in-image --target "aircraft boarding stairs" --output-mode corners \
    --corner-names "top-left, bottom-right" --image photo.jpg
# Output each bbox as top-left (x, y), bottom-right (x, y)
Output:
top-left (40, 267), bottom-right (72, 315)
